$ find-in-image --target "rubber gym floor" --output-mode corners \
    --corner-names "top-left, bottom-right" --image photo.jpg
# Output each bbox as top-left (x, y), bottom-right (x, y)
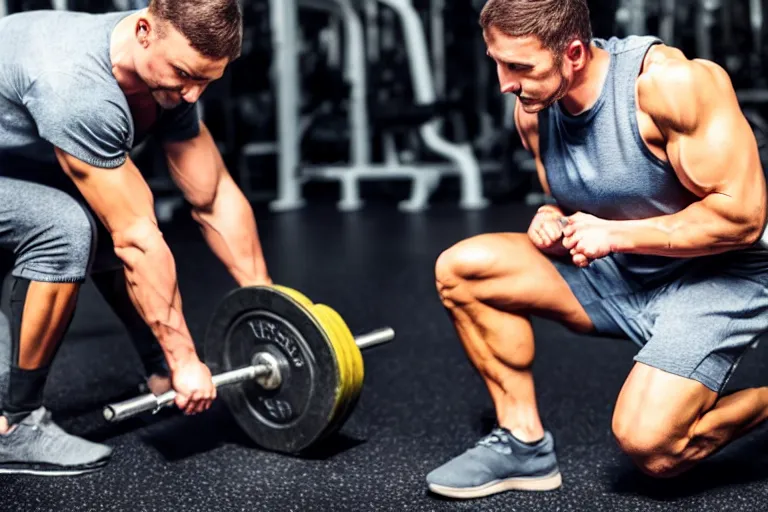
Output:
top-left (1, 201), bottom-right (767, 511)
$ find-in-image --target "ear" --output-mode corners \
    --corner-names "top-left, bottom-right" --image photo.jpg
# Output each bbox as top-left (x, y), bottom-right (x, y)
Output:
top-left (136, 17), bottom-right (152, 48)
top-left (563, 40), bottom-right (589, 71)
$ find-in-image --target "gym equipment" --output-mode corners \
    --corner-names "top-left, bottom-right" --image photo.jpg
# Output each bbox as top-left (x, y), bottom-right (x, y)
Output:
top-left (658, 0), bottom-right (677, 44)
top-left (103, 286), bottom-right (394, 454)
top-left (243, 0), bottom-right (488, 212)
top-left (616, 0), bottom-right (648, 36)
top-left (695, 0), bottom-right (719, 61)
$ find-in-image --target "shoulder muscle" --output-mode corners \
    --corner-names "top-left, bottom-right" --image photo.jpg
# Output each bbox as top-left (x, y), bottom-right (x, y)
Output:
top-left (638, 46), bottom-right (737, 134)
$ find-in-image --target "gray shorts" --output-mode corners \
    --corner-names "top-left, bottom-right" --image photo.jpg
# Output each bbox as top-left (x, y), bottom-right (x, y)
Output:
top-left (550, 252), bottom-right (768, 393)
top-left (0, 159), bottom-right (121, 282)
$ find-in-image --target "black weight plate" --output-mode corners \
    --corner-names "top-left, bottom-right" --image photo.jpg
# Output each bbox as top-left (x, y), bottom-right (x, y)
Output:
top-left (204, 286), bottom-right (341, 454)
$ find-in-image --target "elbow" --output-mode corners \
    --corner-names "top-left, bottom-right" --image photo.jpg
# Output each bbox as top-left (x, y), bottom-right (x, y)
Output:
top-left (187, 191), bottom-right (216, 214)
top-left (744, 219), bottom-right (766, 246)
top-left (736, 205), bottom-right (766, 247)
top-left (111, 217), bottom-right (166, 258)
top-left (187, 192), bottom-right (217, 224)
top-left (190, 202), bottom-right (214, 227)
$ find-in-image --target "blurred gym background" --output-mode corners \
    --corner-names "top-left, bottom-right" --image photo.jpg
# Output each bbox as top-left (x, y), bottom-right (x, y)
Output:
top-left (1, 0), bottom-right (766, 218)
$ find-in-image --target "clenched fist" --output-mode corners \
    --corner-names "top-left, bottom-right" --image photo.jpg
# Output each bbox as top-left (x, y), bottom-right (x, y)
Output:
top-left (528, 206), bottom-right (569, 257)
top-left (561, 212), bottom-right (619, 267)
top-left (172, 358), bottom-right (217, 415)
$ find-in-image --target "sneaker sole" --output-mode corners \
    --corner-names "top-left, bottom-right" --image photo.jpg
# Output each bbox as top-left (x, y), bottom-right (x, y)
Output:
top-left (428, 471), bottom-right (562, 499)
top-left (0, 459), bottom-right (109, 477)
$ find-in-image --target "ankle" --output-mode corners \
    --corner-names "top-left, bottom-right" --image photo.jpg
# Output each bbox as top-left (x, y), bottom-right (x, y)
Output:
top-left (499, 423), bottom-right (545, 444)
top-left (511, 428), bottom-right (545, 444)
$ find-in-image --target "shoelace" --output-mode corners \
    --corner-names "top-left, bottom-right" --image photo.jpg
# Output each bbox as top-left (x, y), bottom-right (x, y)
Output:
top-left (477, 428), bottom-right (513, 448)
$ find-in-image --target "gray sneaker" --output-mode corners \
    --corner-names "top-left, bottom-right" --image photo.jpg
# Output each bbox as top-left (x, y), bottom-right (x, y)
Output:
top-left (427, 428), bottom-right (562, 499)
top-left (0, 407), bottom-right (112, 476)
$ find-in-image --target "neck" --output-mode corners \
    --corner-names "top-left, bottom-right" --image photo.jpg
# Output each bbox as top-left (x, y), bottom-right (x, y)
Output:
top-left (110, 10), bottom-right (151, 97)
top-left (559, 45), bottom-right (610, 116)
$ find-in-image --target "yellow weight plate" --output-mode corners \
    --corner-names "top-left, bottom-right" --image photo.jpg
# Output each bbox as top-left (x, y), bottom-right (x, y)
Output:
top-left (272, 285), bottom-right (315, 309)
top-left (271, 286), bottom-right (352, 437)
top-left (323, 305), bottom-right (364, 397)
top-left (308, 305), bottom-right (353, 424)
top-left (320, 305), bottom-right (355, 423)
top-left (315, 304), bottom-right (362, 437)
top-left (313, 304), bottom-right (364, 443)
top-left (325, 308), bottom-right (364, 430)
top-left (311, 309), bottom-right (354, 443)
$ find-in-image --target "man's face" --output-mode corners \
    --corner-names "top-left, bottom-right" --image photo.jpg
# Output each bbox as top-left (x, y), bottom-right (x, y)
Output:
top-left (135, 20), bottom-right (228, 109)
top-left (484, 27), bottom-right (572, 114)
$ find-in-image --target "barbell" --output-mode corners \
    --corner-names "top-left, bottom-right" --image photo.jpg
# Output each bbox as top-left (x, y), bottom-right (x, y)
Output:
top-left (103, 285), bottom-right (394, 454)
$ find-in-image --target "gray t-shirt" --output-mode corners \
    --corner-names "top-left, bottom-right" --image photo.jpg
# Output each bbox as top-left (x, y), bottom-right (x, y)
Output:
top-left (0, 9), bottom-right (200, 169)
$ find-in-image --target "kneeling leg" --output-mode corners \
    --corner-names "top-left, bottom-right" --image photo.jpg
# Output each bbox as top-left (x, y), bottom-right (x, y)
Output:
top-left (612, 363), bottom-right (768, 478)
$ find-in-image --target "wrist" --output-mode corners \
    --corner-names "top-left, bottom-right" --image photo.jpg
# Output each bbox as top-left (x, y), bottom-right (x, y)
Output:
top-left (167, 350), bottom-right (199, 371)
top-left (238, 272), bottom-right (272, 288)
top-left (156, 332), bottom-right (198, 371)
top-left (609, 221), bottom-right (635, 253)
top-left (537, 205), bottom-right (562, 216)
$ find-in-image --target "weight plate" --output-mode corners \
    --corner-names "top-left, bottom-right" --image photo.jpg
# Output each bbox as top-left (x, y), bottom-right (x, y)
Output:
top-left (272, 285), bottom-right (314, 309)
top-left (203, 286), bottom-right (342, 454)
top-left (308, 304), bottom-right (354, 433)
top-left (270, 286), bottom-right (353, 433)
top-left (313, 304), bottom-right (365, 443)
top-left (324, 305), bottom-right (364, 397)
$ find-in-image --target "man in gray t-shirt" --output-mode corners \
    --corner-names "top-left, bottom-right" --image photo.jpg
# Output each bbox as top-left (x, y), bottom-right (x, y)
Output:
top-left (0, 1), bottom-right (272, 475)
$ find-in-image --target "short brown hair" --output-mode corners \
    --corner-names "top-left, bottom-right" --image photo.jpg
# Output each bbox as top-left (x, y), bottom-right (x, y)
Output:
top-left (480, 0), bottom-right (592, 56)
top-left (149, 0), bottom-right (243, 61)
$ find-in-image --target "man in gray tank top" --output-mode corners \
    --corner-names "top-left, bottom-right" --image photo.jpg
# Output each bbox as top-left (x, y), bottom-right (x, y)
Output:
top-left (427, 0), bottom-right (768, 499)
top-left (0, 1), bottom-right (272, 475)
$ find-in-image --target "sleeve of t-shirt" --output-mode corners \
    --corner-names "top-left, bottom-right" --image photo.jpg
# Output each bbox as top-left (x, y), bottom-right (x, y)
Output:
top-left (23, 72), bottom-right (131, 168)
top-left (157, 102), bottom-right (201, 143)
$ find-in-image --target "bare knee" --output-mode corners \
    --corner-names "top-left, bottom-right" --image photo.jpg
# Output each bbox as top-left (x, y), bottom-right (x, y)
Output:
top-left (612, 410), bottom-right (688, 478)
top-left (611, 364), bottom-right (722, 479)
top-left (434, 235), bottom-right (513, 307)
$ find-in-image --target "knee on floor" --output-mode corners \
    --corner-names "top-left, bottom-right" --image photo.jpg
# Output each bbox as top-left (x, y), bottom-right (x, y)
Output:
top-left (612, 414), bottom-right (688, 479)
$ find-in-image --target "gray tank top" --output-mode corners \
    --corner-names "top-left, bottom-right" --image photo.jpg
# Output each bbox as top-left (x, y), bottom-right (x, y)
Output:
top-left (539, 36), bottom-right (710, 283)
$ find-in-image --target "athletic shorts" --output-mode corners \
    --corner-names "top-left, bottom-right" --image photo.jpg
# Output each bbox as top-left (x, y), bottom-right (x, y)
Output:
top-left (0, 157), bottom-right (121, 279)
top-left (550, 251), bottom-right (768, 393)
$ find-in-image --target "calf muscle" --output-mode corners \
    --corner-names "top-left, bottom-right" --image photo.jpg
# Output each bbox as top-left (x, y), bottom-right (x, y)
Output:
top-left (435, 233), bottom-right (593, 441)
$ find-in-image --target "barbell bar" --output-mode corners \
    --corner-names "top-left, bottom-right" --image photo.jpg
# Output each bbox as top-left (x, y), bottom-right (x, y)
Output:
top-left (103, 327), bottom-right (395, 422)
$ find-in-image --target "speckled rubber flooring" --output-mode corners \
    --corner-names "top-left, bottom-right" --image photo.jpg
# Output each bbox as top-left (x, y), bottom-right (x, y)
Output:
top-left (1, 202), bottom-right (767, 511)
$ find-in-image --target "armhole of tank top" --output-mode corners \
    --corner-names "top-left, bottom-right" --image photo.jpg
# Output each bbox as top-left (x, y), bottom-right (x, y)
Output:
top-left (628, 42), bottom-right (672, 171)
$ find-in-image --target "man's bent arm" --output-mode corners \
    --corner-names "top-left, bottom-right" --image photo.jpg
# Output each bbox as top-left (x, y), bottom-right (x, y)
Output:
top-left (612, 52), bottom-right (766, 257)
top-left (55, 148), bottom-right (199, 370)
top-left (164, 122), bottom-right (271, 287)
top-left (613, 196), bottom-right (764, 257)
